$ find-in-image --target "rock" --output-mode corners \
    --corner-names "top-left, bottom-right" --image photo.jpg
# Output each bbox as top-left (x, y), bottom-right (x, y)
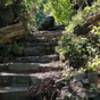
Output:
top-left (57, 72), bottom-right (100, 100)
top-left (0, 22), bottom-right (25, 44)
top-left (38, 16), bottom-right (55, 31)
top-left (28, 78), bottom-right (61, 100)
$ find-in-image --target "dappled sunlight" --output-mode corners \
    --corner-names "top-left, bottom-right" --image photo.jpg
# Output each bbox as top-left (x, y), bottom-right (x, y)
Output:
top-left (0, 0), bottom-right (100, 100)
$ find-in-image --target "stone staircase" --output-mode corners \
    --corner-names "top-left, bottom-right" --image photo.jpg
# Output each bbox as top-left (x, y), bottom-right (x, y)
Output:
top-left (0, 30), bottom-right (63, 100)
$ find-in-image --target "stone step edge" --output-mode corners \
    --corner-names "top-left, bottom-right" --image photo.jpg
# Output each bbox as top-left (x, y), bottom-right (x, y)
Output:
top-left (0, 71), bottom-right (62, 79)
top-left (31, 30), bottom-right (63, 38)
top-left (0, 62), bottom-right (63, 73)
top-left (0, 54), bottom-right (59, 63)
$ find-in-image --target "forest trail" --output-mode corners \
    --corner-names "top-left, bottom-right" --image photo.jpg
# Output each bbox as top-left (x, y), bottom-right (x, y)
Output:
top-left (0, 29), bottom-right (63, 100)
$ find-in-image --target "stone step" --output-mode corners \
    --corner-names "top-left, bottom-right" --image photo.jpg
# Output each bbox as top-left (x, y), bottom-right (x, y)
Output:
top-left (0, 75), bottom-right (32, 87)
top-left (0, 54), bottom-right (59, 63)
top-left (1, 46), bottom-right (55, 56)
top-left (0, 23), bottom-right (63, 43)
top-left (23, 46), bottom-right (55, 56)
top-left (19, 41), bottom-right (57, 47)
top-left (18, 35), bottom-right (58, 43)
top-left (14, 31), bottom-right (61, 46)
top-left (0, 71), bottom-right (61, 83)
top-left (0, 43), bottom-right (56, 56)
top-left (24, 46), bottom-right (55, 56)
top-left (0, 72), bottom-right (61, 87)
top-left (15, 30), bottom-right (61, 42)
top-left (31, 30), bottom-right (62, 39)
top-left (0, 62), bottom-right (63, 73)
top-left (0, 87), bottom-right (29, 100)
top-left (0, 71), bottom-right (62, 100)
top-left (15, 34), bottom-right (58, 47)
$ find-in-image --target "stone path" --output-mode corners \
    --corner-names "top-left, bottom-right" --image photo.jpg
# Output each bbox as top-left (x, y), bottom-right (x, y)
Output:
top-left (0, 30), bottom-right (63, 100)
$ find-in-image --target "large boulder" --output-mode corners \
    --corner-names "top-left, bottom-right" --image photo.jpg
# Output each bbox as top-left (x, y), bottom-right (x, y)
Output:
top-left (57, 72), bottom-right (100, 100)
top-left (38, 16), bottom-right (55, 31)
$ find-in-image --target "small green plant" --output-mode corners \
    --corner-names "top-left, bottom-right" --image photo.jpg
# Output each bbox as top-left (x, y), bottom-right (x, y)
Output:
top-left (91, 25), bottom-right (100, 36)
top-left (86, 56), bottom-right (100, 72)
top-left (8, 42), bottom-right (23, 56)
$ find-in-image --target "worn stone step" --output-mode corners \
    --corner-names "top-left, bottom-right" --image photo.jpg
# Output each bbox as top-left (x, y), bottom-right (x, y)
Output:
top-left (0, 76), bottom-right (32, 87)
top-left (19, 41), bottom-right (57, 47)
top-left (15, 31), bottom-right (61, 45)
top-left (31, 30), bottom-right (62, 39)
top-left (23, 46), bottom-right (55, 56)
top-left (17, 35), bottom-right (58, 44)
top-left (0, 62), bottom-right (63, 73)
top-left (0, 71), bottom-right (61, 83)
top-left (0, 54), bottom-right (59, 63)
top-left (0, 72), bottom-right (61, 87)
top-left (18, 31), bottom-right (62, 42)
top-left (0, 87), bottom-right (29, 100)
top-left (0, 71), bottom-right (62, 100)
top-left (0, 44), bottom-right (56, 56)
top-left (1, 46), bottom-right (55, 56)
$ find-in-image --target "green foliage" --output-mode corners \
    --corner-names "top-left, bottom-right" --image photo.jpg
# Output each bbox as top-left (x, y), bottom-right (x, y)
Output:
top-left (0, 0), bottom-right (13, 6)
top-left (56, 0), bottom-right (100, 68)
top-left (8, 42), bottom-right (23, 56)
top-left (17, 0), bottom-right (34, 33)
top-left (91, 25), bottom-right (100, 36)
top-left (0, 0), bottom-right (34, 33)
top-left (35, 8), bottom-right (45, 26)
top-left (0, 42), bottom-right (23, 56)
top-left (44, 0), bottom-right (74, 25)
top-left (33, 0), bottom-right (46, 26)
top-left (86, 56), bottom-right (100, 72)
top-left (56, 32), bottom-right (100, 68)
top-left (66, 1), bottom-right (100, 34)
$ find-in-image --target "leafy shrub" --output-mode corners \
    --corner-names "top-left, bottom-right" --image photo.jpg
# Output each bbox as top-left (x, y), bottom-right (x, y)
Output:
top-left (8, 42), bottom-right (23, 56)
top-left (44, 0), bottom-right (74, 25)
top-left (0, 42), bottom-right (23, 56)
top-left (34, 0), bottom-right (46, 27)
top-left (0, 0), bottom-right (13, 6)
top-left (56, 0), bottom-right (100, 68)
top-left (91, 25), bottom-right (100, 36)
top-left (17, 0), bottom-right (34, 32)
top-left (86, 56), bottom-right (100, 72)
top-left (0, 0), bottom-right (34, 32)
top-left (56, 32), bottom-right (100, 68)
top-left (65, 1), bottom-right (100, 34)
